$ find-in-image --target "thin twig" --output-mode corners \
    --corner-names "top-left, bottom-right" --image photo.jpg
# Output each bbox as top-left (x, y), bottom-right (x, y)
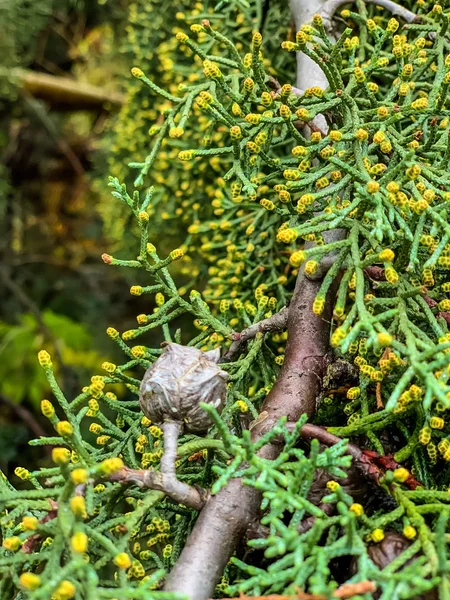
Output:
top-left (111, 466), bottom-right (208, 510)
top-left (222, 307), bottom-right (289, 362)
top-left (111, 421), bottom-right (209, 511)
top-left (297, 423), bottom-right (382, 483)
top-left (376, 382), bottom-right (383, 409)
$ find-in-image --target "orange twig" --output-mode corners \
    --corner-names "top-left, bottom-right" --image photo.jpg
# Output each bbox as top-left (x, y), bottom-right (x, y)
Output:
top-left (334, 581), bottom-right (377, 598)
top-left (214, 580), bottom-right (377, 600)
top-left (376, 382), bottom-right (384, 409)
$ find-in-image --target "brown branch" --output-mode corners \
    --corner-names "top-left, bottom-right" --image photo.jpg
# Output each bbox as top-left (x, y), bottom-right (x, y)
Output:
top-left (334, 581), bottom-right (377, 598)
top-left (164, 268), bottom-right (337, 599)
top-left (164, 1), bottom-right (341, 596)
top-left (15, 69), bottom-right (125, 111)
top-left (299, 423), bottom-right (420, 489)
top-left (22, 94), bottom-right (86, 177)
top-left (364, 265), bottom-right (385, 281)
top-left (111, 421), bottom-right (209, 511)
top-left (222, 307), bottom-right (289, 362)
top-left (110, 466), bottom-right (208, 510)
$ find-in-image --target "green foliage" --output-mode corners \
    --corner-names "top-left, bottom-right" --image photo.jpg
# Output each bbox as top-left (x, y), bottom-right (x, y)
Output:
top-left (0, 0), bottom-right (52, 74)
top-left (5, 0), bottom-right (450, 599)
top-left (101, 0), bottom-right (292, 254)
top-left (0, 0), bottom-right (133, 422)
top-left (0, 312), bottom-right (104, 407)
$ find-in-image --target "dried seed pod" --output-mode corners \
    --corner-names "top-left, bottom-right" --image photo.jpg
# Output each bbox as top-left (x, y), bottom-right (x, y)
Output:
top-left (139, 343), bottom-right (228, 433)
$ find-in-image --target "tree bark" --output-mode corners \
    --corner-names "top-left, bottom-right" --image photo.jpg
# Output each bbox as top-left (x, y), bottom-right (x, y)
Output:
top-left (164, 1), bottom-right (333, 596)
top-left (165, 273), bottom-right (334, 599)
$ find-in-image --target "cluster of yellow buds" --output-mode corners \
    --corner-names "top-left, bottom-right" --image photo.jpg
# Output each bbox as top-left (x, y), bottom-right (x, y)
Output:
top-left (127, 560), bottom-right (146, 579)
top-left (142, 449), bottom-right (164, 468)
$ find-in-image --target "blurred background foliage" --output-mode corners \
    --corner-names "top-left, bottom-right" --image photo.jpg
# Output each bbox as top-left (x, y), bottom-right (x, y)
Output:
top-left (0, 0), bottom-right (292, 472)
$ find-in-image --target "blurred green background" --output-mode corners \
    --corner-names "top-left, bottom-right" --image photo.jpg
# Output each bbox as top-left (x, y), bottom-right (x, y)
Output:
top-left (0, 0), bottom-right (147, 474)
top-left (0, 0), bottom-right (292, 476)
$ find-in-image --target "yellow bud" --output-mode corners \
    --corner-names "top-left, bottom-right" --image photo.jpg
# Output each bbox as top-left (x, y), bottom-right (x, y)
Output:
top-left (403, 525), bottom-right (417, 539)
top-left (379, 249), bottom-right (395, 262)
top-left (377, 333), bottom-right (392, 347)
top-left (130, 286), bottom-right (143, 296)
top-left (132, 345), bottom-right (146, 358)
top-left (52, 447), bottom-right (70, 465)
top-left (131, 67), bottom-right (144, 78)
top-left (100, 458), bottom-right (124, 475)
top-left (387, 18), bottom-right (399, 33)
top-left (326, 480), bottom-right (340, 492)
top-left (170, 248), bottom-right (185, 261)
top-left (71, 532), bottom-right (88, 553)
top-left (71, 468), bottom-right (88, 485)
top-left (349, 503), bottom-right (364, 517)
top-left (114, 553), bottom-right (132, 569)
top-left (22, 516), bottom-right (39, 531)
top-left (356, 128), bottom-right (368, 141)
top-left (38, 350), bottom-right (52, 368)
top-left (56, 421), bottom-right (74, 437)
top-left (19, 572), bottom-right (41, 590)
top-left (70, 496), bottom-right (87, 519)
top-left (52, 580), bottom-right (76, 600)
top-left (41, 399), bottom-right (55, 418)
top-left (290, 251), bottom-right (305, 267)
top-left (430, 416), bottom-right (445, 429)
top-left (14, 467), bottom-right (30, 480)
top-left (3, 536), bottom-right (21, 551)
top-left (176, 32), bottom-right (188, 43)
top-left (385, 267), bottom-right (399, 285)
top-left (169, 126), bottom-right (184, 139)
top-left (393, 467), bottom-right (409, 482)
top-left (367, 181), bottom-right (379, 194)
top-left (371, 528), bottom-right (385, 543)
